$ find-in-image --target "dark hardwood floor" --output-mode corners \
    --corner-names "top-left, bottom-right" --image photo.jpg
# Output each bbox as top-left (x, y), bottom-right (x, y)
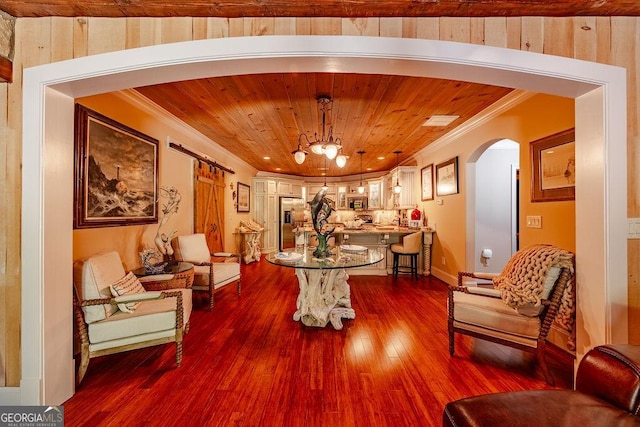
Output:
top-left (63, 259), bottom-right (572, 426)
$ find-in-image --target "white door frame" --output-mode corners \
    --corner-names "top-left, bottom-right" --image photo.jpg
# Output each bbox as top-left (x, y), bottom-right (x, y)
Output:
top-left (18, 36), bottom-right (627, 404)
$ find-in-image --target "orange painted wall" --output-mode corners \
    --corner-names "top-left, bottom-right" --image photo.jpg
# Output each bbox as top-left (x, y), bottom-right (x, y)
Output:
top-left (418, 93), bottom-right (575, 282)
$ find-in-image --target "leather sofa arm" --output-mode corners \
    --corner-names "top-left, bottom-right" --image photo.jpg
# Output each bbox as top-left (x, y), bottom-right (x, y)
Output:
top-left (577, 344), bottom-right (640, 415)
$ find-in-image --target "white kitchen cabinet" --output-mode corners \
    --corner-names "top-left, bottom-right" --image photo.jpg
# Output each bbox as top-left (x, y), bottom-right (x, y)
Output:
top-left (336, 185), bottom-right (348, 209)
top-left (367, 179), bottom-right (383, 209)
top-left (252, 178), bottom-right (278, 253)
top-left (386, 166), bottom-right (418, 209)
top-left (278, 180), bottom-right (303, 197)
top-left (307, 184), bottom-right (336, 199)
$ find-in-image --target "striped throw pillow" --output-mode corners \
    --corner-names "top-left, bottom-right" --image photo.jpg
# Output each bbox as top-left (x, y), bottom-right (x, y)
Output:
top-left (110, 271), bottom-right (146, 312)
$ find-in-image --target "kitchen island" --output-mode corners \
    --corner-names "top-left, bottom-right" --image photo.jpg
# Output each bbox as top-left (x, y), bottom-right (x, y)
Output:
top-left (333, 227), bottom-right (434, 276)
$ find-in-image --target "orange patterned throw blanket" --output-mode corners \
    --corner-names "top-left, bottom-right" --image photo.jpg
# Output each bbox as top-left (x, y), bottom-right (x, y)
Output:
top-left (493, 244), bottom-right (576, 350)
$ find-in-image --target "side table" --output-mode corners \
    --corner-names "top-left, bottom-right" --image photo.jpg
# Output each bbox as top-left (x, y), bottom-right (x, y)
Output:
top-left (132, 261), bottom-right (194, 291)
top-left (233, 230), bottom-right (265, 264)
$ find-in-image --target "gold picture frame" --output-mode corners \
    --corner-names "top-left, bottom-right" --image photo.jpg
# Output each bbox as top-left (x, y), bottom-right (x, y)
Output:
top-left (436, 157), bottom-right (459, 196)
top-left (530, 128), bottom-right (575, 202)
top-left (74, 104), bottom-right (159, 228)
top-left (237, 182), bottom-right (250, 212)
top-left (421, 164), bottom-right (434, 201)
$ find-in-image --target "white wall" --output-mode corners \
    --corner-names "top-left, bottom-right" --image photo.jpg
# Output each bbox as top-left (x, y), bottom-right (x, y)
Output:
top-left (474, 141), bottom-right (519, 272)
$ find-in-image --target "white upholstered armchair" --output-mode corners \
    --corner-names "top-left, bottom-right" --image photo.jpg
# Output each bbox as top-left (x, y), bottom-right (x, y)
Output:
top-left (73, 251), bottom-right (192, 384)
top-left (448, 244), bottom-right (575, 384)
top-left (173, 233), bottom-right (241, 310)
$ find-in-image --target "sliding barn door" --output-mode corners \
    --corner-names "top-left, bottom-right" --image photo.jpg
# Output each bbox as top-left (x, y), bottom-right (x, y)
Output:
top-left (194, 162), bottom-right (225, 253)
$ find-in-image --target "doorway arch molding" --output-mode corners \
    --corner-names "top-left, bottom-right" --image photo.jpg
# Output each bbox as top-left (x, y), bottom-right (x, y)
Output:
top-left (21, 35), bottom-right (627, 404)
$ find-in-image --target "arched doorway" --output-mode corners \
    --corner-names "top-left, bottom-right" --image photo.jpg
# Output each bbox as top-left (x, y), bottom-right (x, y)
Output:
top-left (467, 138), bottom-right (520, 273)
top-left (21, 36), bottom-right (627, 404)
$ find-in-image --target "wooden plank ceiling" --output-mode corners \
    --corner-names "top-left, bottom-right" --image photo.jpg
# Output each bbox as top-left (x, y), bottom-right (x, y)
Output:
top-left (135, 73), bottom-right (513, 177)
top-left (1, 0), bottom-right (639, 17)
top-left (6, 1), bottom-right (630, 177)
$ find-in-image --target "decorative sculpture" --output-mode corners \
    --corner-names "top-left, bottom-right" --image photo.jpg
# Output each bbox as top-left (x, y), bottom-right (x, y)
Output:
top-left (139, 247), bottom-right (167, 274)
top-left (309, 188), bottom-right (335, 259)
top-left (154, 186), bottom-right (181, 259)
top-left (238, 219), bottom-right (264, 263)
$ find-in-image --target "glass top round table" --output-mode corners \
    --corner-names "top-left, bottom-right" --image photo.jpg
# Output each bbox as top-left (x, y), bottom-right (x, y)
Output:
top-left (266, 246), bottom-right (385, 330)
top-left (265, 246), bottom-right (384, 270)
top-left (132, 261), bottom-right (194, 277)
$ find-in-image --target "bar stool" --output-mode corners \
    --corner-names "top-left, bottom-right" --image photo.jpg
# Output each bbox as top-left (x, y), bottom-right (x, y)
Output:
top-left (390, 231), bottom-right (422, 279)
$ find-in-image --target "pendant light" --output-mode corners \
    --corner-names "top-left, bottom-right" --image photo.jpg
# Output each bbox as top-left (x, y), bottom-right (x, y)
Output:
top-left (322, 156), bottom-right (329, 191)
top-left (292, 140), bottom-right (308, 165)
top-left (357, 150), bottom-right (366, 194)
top-left (393, 150), bottom-right (402, 194)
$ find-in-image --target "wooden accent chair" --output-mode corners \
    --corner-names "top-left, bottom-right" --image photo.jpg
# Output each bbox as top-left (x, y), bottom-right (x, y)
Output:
top-left (448, 244), bottom-right (575, 384)
top-left (73, 251), bottom-right (192, 384)
top-left (390, 231), bottom-right (422, 279)
top-left (173, 233), bottom-right (241, 310)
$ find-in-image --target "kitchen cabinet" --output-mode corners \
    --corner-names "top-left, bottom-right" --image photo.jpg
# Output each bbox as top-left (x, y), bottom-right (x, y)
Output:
top-left (367, 179), bottom-right (383, 209)
top-left (386, 166), bottom-right (418, 209)
top-left (252, 178), bottom-right (278, 253)
top-left (336, 185), bottom-right (348, 209)
top-left (307, 184), bottom-right (336, 200)
top-left (278, 180), bottom-right (303, 197)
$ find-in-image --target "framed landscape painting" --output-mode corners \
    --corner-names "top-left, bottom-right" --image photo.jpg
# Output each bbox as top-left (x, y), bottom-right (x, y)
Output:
top-left (421, 164), bottom-right (434, 201)
top-left (74, 104), bottom-right (159, 228)
top-left (436, 157), bottom-right (459, 196)
top-left (530, 128), bottom-right (575, 202)
top-left (237, 182), bottom-right (250, 212)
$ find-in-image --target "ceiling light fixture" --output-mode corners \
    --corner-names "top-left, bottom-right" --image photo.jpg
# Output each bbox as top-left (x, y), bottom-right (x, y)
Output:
top-left (393, 150), bottom-right (402, 194)
top-left (292, 95), bottom-right (347, 168)
top-left (322, 156), bottom-right (329, 191)
top-left (422, 115), bottom-right (460, 127)
top-left (357, 150), bottom-right (366, 194)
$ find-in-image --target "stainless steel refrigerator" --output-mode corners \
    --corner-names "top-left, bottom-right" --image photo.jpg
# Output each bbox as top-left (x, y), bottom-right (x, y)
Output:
top-left (279, 197), bottom-right (306, 251)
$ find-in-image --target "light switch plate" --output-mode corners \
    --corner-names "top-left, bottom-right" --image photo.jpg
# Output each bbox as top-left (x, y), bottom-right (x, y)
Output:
top-left (526, 215), bottom-right (542, 228)
top-left (628, 218), bottom-right (640, 239)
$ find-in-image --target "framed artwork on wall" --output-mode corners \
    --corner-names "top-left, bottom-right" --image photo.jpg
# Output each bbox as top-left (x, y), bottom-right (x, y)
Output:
top-left (436, 157), bottom-right (459, 196)
top-left (237, 182), bottom-right (250, 212)
top-left (530, 128), bottom-right (575, 202)
top-left (74, 104), bottom-right (159, 228)
top-left (421, 164), bottom-right (434, 201)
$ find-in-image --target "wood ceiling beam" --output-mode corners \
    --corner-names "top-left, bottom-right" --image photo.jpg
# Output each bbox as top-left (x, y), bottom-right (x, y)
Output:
top-left (0, 56), bottom-right (12, 83)
top-left (1, 1), bottom-right (640, 18)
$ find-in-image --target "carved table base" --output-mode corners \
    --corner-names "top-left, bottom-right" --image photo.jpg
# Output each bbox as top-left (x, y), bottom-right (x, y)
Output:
top-left (293, 267), bottom-right (355, 330)
top-left (242, 232), bottom-right (262, 264)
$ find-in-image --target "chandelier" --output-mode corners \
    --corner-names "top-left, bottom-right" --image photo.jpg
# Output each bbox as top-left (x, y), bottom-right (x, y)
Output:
top-left (292, 95), bottom-right (347, 168)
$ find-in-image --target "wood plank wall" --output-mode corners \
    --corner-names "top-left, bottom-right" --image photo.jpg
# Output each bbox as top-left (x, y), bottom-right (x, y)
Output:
top-left (1, 16), bottom-right (638, 387)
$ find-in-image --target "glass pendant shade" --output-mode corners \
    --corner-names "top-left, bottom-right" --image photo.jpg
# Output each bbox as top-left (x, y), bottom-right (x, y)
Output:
top-left (336, 154), bottom-right (347, 168)
top-left (310, 142), bottom-right (325, 155)
top-left (357, 184), bottom-right (365, 194)
top-left (394, 183), bottom-right (402, 193)
top-left (324, 143), bottom-right (338, 159)
top-left (294, 150), bottom-right (306, 164)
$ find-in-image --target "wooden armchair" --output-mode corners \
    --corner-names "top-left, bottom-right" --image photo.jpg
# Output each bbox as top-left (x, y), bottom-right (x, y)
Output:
top-left (448, 244), bottom-right (575, 384)
top-left (73, 251), bottom-right (191, 384)
top-left (173, 233), bottom-right (241, 310)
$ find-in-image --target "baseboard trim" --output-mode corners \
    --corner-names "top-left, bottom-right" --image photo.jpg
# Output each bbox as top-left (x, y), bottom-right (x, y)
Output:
top-left (431, 267), bottom-right (457, 286)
